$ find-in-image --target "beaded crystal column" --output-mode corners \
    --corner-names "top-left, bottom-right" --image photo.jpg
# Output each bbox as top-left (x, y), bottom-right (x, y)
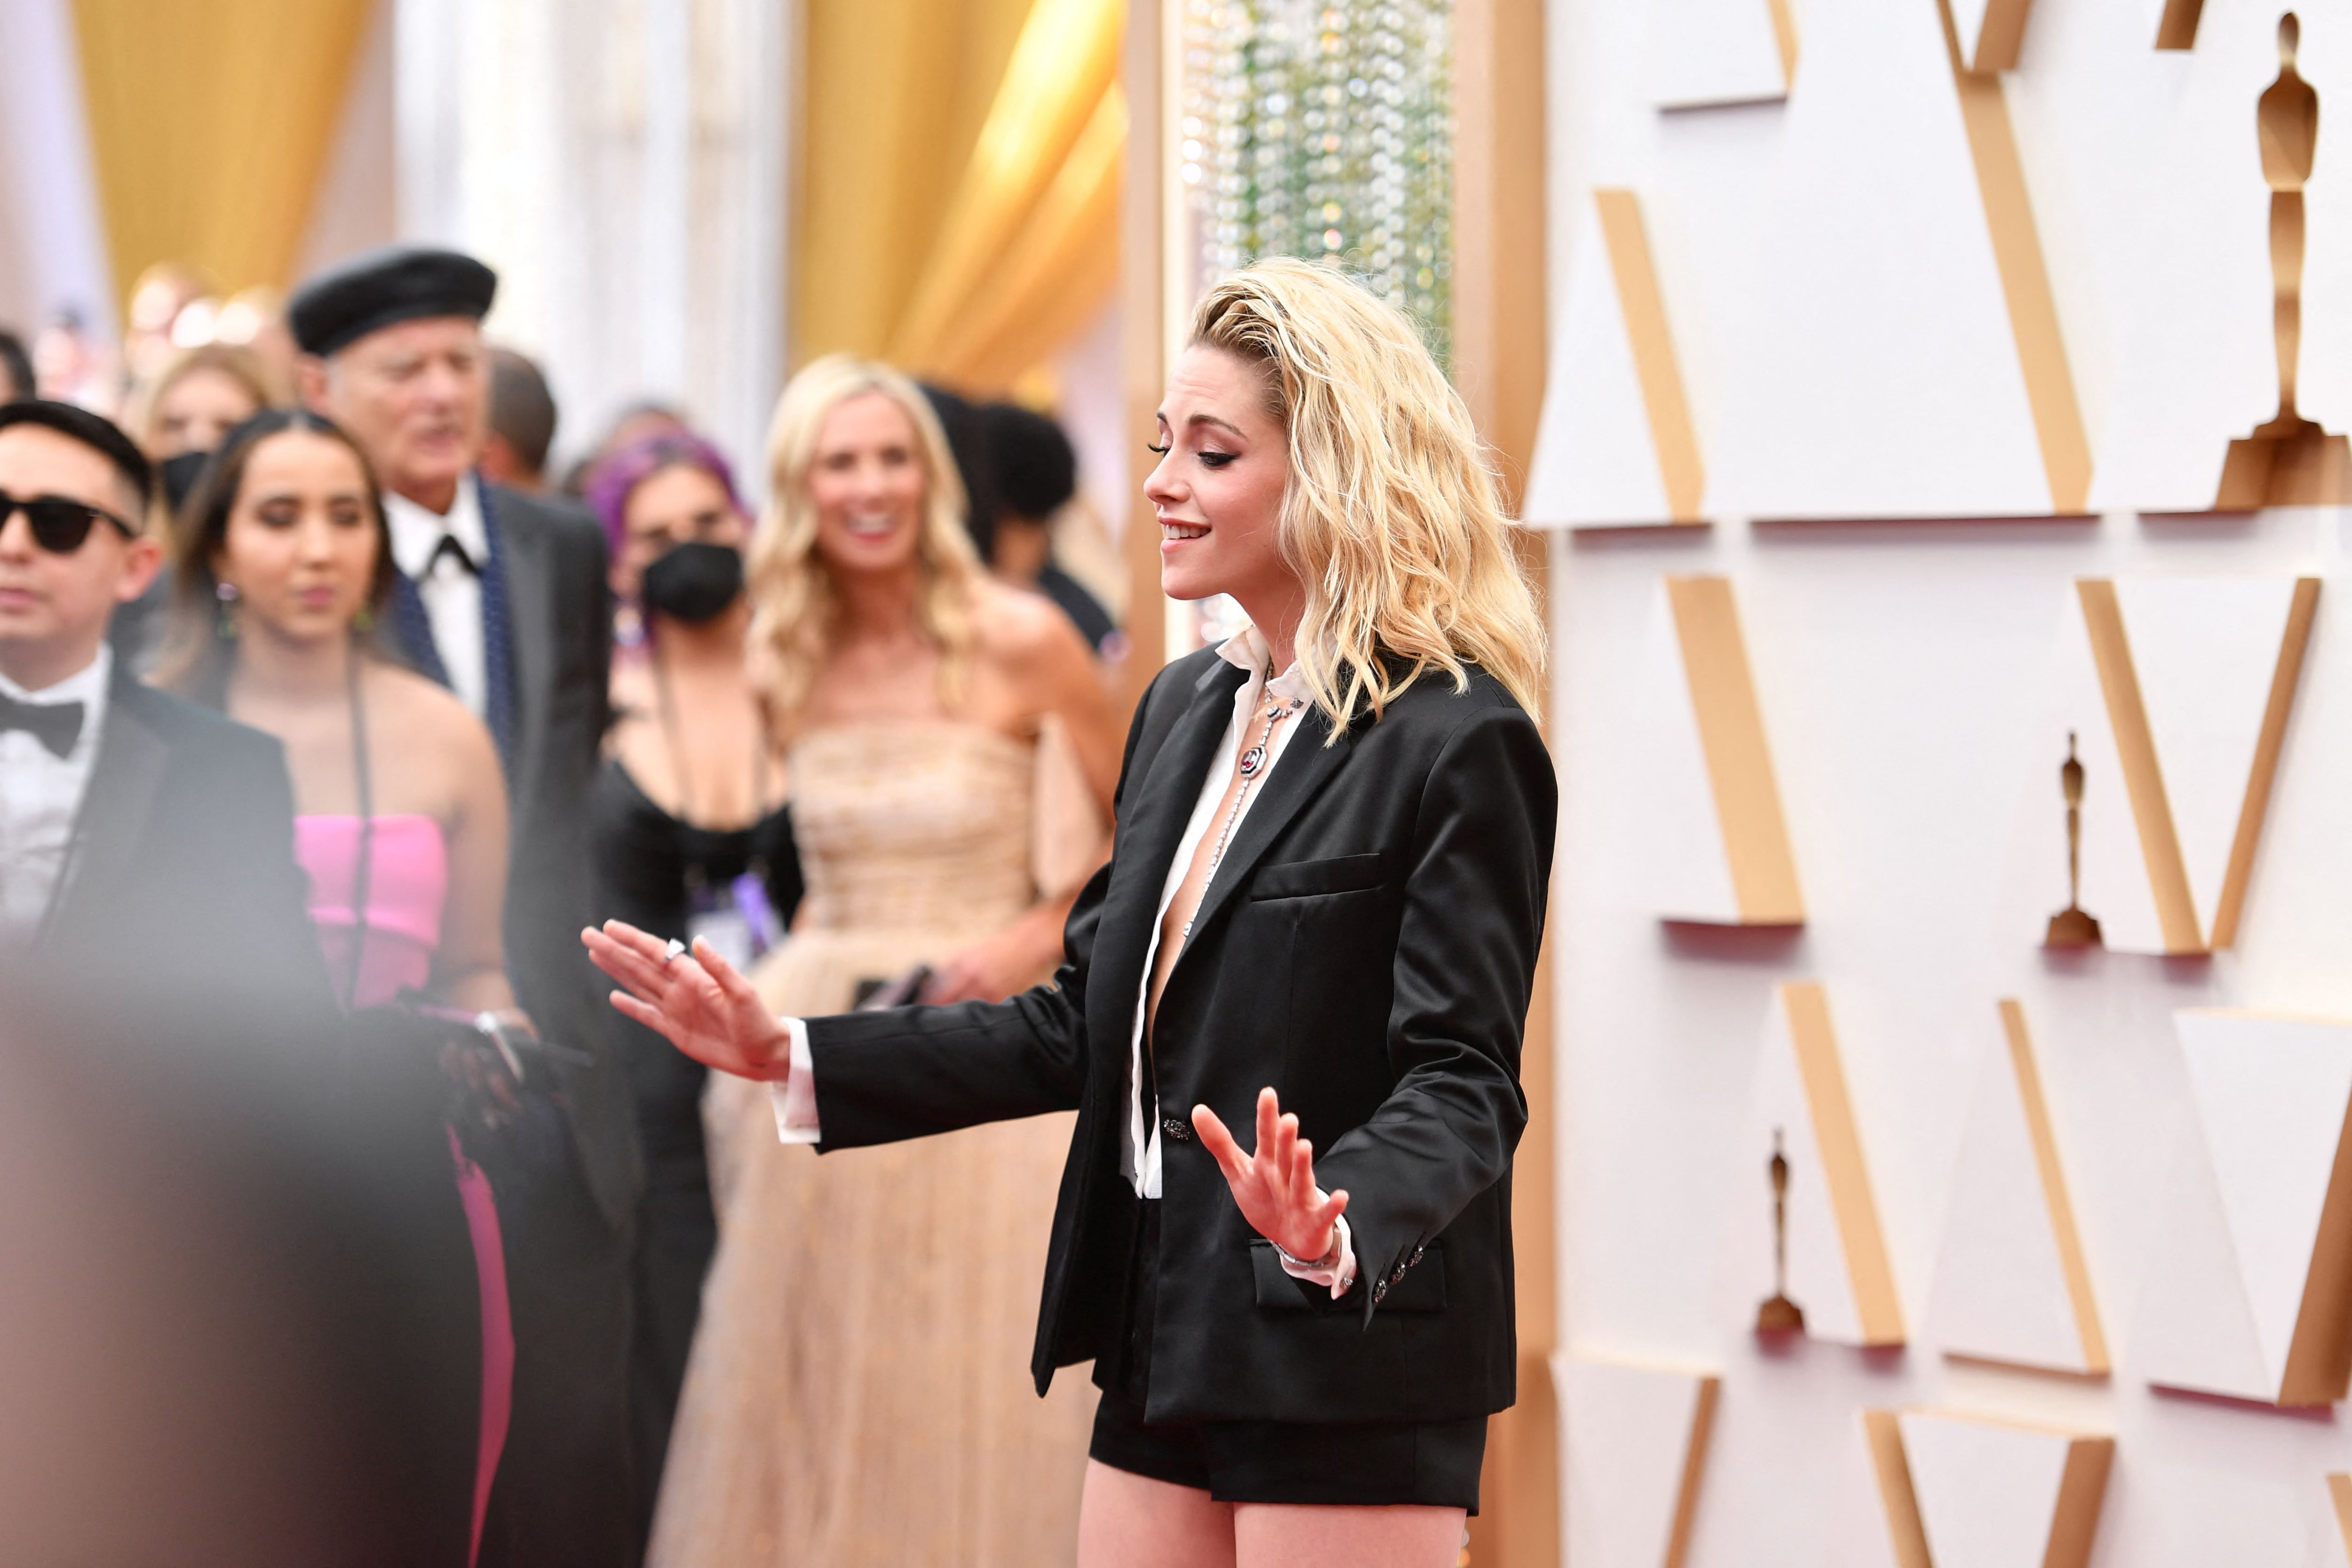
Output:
top-left (1179, 0), bottom-right (1454, 366)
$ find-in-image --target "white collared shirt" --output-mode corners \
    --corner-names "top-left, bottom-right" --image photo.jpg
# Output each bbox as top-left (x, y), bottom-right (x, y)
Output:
top-left (767, 626), bottom-right (1355, 1293)
top-left (384, 476), bottom-right (489, 716)
top-left (0, 645), bottom-right (111, 942)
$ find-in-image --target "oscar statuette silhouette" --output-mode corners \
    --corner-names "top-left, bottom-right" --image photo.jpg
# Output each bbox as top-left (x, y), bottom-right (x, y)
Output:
top-left (2045, 731), bottom-right (2104, 948)
top-left (1755, 1127), bottom-right (1806, 1336)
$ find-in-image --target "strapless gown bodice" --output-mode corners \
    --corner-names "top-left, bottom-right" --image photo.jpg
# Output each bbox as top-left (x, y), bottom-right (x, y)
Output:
top-left (295, 814), bottom-right (448, 1007)
top-left (786, 721), bottom-right (1039, 936)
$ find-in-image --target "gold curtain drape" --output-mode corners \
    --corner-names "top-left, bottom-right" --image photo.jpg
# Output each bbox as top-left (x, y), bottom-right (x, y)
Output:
top-left (796, 0), bottom-right (1126, 394)
top-left (71, 0), bottom-right (374, 306)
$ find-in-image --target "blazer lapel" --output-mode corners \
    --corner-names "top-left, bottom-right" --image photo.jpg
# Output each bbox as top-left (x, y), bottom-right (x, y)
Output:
top-left (1176, 701), bottom-right (1356, 960)
top-left (494, 491), bottom-right (554, 808)
top-left (39, 672), bottom-right (168, 947)
top-left (1089, 659), bottom-right (1248, 1001)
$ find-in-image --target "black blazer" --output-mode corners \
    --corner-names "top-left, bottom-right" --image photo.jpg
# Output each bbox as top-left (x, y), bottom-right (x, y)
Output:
top-left (805, 646), bottom-right (1556, 1425)
top-left (395, 482), bottom-right (643, 1232)
top-left (34, 666), bottom-right (333, 1017)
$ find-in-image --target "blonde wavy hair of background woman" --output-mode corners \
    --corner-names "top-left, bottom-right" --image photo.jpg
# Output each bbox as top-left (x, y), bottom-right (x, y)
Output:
top-left (747, 354), bottom-right (987, 733)
top-left (1190, 257), bottom-right (1546, 733)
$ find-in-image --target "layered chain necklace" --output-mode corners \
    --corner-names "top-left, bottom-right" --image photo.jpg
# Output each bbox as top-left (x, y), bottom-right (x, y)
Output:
top-left (1183, 670), bottom-right (1304, 942)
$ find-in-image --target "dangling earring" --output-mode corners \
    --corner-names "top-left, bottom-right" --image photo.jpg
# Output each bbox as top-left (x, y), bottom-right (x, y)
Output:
top-left (215, 579), bottom-right (240, 641)
top-left (353, 602), bottom-right (376, 634)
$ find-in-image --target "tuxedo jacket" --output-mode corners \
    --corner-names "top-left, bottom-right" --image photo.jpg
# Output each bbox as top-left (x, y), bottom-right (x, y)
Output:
top-left (806, 645), bottom-right (1557, 1425)
top-left (34, 666), bottom-right (332, 1017)
top-left (21, 671), bottom-right (478, 1567)
top-left (391, 481), bottom-right (643, 1232)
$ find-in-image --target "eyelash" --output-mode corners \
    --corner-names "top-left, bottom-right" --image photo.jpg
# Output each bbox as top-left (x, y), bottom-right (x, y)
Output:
top-left (1145, 441), bottom-right (1236, 470)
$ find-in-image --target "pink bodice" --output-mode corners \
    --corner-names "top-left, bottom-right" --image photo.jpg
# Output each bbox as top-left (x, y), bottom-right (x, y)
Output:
top-left (295, 814), bottom-right (449, 1009)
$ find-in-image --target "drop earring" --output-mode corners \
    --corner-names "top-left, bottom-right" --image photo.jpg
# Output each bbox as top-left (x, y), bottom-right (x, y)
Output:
top-left (215, 579), bottom-right (240, 640)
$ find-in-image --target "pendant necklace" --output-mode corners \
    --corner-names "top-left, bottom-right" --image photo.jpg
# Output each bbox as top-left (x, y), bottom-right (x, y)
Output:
top-left (1183, 669), bottom-right (1303, 941)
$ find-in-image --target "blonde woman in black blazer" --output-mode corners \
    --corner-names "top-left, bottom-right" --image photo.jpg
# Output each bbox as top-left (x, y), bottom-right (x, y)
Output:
top-left (588, 259), bottom-right (1554, 1568)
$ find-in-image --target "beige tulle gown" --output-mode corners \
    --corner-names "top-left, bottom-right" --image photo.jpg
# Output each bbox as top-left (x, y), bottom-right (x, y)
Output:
top-left (647, 720), bottom-right (1099, 1567)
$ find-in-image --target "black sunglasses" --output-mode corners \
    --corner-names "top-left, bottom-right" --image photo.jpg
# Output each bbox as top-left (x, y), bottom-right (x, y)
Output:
top-left (0, 489), bottom-right (141, 553)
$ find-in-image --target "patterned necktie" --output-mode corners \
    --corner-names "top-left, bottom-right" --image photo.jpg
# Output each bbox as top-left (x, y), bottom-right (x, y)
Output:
top-left (475, 486), bottom-right (519, 783)
top-left (387, 567), bottom-right (453, 689)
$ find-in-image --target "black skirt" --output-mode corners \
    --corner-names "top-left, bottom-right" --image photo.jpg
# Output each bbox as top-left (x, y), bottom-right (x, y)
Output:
top-left (1087, 1194), bottom-right (1487, 1512)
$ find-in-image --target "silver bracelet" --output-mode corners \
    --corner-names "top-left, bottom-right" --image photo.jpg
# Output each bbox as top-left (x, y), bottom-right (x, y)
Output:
top-left (1272, 1233), bottom-right (1342, 1273)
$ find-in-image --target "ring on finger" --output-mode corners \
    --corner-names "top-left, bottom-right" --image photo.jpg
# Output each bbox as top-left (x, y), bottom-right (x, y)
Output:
top-left (662, 939), bottom-right (687, 966)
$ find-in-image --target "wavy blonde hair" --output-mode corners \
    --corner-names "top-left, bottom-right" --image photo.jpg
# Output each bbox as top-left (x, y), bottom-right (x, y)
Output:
top-left (1190, 258), bottom-right (1545, 734)
top-left (747, 354), bottom-right (986, 734)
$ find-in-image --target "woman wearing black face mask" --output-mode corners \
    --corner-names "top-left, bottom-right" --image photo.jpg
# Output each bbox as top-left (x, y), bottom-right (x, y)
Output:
top-left (583, 431), bottom-right (803, 1541)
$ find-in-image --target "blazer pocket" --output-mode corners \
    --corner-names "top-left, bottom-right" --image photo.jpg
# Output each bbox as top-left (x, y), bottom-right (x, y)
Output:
top-left (1250, 1240), bottom-right (1446, 1313)
top-left (1247, 851), bottom-right (1389, 902)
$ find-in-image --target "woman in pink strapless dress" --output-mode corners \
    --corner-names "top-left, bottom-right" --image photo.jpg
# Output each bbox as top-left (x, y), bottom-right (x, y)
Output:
top-left (158, 411), bottom-right (528, 1568)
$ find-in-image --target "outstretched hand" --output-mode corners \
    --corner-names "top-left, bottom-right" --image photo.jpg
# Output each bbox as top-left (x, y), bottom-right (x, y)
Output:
top-left (582, 919), bottom-right (791, 1082)
top-left (1192, 1088), bottom-right (1349, 1264)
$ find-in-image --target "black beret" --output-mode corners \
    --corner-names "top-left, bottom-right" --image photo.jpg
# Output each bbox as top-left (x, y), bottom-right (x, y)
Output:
top-left (288, 245), bottom-right (497, 358)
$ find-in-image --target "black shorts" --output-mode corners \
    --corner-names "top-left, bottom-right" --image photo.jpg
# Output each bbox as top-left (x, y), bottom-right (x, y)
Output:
top-left (1087, 1196), bottom-right (1486, 1511)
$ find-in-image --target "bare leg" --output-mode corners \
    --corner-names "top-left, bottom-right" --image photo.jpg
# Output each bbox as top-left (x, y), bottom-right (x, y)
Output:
top-left (1235, 1502), bottom-right (1467, 1568)
top-left (1078, 1459), bottom-right (1236, 1568)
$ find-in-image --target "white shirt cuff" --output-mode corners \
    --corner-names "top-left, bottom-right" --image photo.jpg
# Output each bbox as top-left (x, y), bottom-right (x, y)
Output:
top-left (1277, 1213), bottom-right (1357, 1298)
top-left (767, 1017), bottom-right (820, 1144)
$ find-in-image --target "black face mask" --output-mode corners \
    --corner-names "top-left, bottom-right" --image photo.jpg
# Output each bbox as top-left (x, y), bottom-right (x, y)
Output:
top-left (640, 541), bottom-right (744, 624)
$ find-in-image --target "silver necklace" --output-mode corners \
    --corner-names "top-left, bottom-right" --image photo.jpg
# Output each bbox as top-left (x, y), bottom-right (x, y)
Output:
top-left (1183, 675), bottom-right (1303, 941)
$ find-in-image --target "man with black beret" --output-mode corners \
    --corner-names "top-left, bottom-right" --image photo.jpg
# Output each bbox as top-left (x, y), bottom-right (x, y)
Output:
top-left (292, 245), bottom-right (642, 1568)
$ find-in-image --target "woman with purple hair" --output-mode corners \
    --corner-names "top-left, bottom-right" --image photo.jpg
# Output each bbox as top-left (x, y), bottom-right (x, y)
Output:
top-left (581, 430), bottom-right (803, 1543)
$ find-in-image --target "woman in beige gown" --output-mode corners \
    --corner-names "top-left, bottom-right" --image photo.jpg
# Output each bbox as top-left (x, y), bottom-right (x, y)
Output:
top-left (648, 356), bottom-right (1123, 1566)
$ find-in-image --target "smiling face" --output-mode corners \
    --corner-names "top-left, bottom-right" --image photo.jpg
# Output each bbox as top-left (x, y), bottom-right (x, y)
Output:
top-left (0, 424), bottom-right (158, 690)
top-left (613, 462), bottom-right (749, 601)
top-left (1145, 345), bottom-right (1298, 621)
top-left (151, 364), bottom-right (262, 459)
top-left (213, 429), bottom-right (382, 648)
top-left (804, 390), bottom-right (929, 582)
top-left (304, 315), bottom-right (486, 512)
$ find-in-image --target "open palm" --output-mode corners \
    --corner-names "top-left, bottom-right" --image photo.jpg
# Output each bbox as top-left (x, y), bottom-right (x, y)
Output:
top-left (582, 919), bottom-right (791, 1081)
top-left (1192, 1087), bottom-right (1350, 1264)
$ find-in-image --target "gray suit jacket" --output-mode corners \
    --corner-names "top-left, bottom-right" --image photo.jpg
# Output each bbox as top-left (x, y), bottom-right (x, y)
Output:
top-left (412, 481), bottom-right (643, 1231)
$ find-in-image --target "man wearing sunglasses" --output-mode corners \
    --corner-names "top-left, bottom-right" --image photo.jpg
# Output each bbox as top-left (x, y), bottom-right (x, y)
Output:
top-left (0, 398), bottom-right (326, 994)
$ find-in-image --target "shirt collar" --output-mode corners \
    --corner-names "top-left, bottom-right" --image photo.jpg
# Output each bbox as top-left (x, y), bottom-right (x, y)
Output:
top-left (1214, 624), bottom-right (1313, 708)
top-left (0, 643), bottom-right (111, 707)
top-left (384, 473), bottom-right (487, 579)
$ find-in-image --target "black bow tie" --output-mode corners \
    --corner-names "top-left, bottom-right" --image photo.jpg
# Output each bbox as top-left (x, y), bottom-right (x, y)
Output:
top-left (0, 693), bottom-right (83, 759)
top-left (426, 532), bottom-right (478, 578)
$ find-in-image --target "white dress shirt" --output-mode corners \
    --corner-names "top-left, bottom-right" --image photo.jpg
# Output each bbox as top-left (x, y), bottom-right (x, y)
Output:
top-left (0, 645), bottom-right (111, 942)
top-left (767, 626), bottom-right (1356, 1294)
top-left (384, 477), bottom-right (490, 716)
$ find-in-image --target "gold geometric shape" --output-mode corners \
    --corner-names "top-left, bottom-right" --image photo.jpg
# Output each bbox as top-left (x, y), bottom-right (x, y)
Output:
top-left (1869, 1409), bottom-right (2114, 1568)
top-left (1596, 191), bottom-right (1705, 523)
top-left (1665, 576), bottom-right (1803, 926)
top-left (1936, 0), bottom-right (2091, 512)
top-left (2329, 1472), bottom-right (2352, 1561)
top-left (1764, 0), bottom-right (1799, 86)
top-left (1951, 0), bottom-right (2036, 74)
top-left (2154, 0), bottom-right (2205, 51)
top-left (2136, 1010), bottom-right (2352, 1407)
top-left (1783, 983), bottom-right (1905, 1347)
top-left (2001, 1002), bottom-right (2108, 1377)
top-left (2074, 576), bottom-right (2318, 954)
top-left (1557, 1355), bottom-right (1720, 1568)
top-left (1927, 1001), bottom-right (2108, 1377)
